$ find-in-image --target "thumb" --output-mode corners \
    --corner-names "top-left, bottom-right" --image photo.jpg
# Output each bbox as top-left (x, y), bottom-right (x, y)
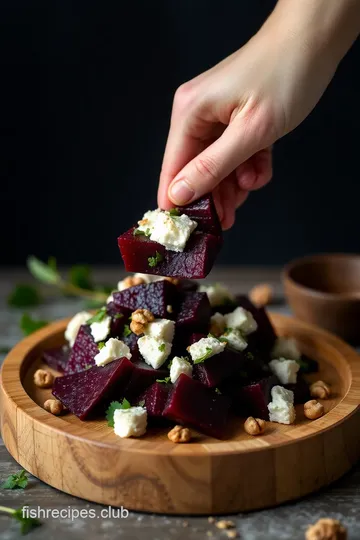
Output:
top-left (167, 112), bottom-right (272, 205)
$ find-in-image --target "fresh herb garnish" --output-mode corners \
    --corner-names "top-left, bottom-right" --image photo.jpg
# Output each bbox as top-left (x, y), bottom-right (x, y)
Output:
top-left (158, 343), bottom-right (166, 352)
top-left (245, 351), bottom-right (254, 361)
top-left (86, 307), bottom-right (107, 325)
top-left (20, 314), bottom-right (48, 336)
top-left (7, 284), bottom-right (41, 308)
top-left (156, 377), bottom-right (171, 384)
top-left (215, 388), bottom-right (222, 395)
top-left (114, 313), bottom-right (123, 320)
top-left (1, 470), bottom-right (28, 490)
top-left (106, 398), bottom-right (131, 427)
top-left (133, 228), bottom-right (145, 236)
top-left (69, 265), bottom-right (93, 290)
top-left (169, 208), bottom-right (180, 217)
top-left (123, 324), bottom-right (132, 338)
top-left (97, 342), bottom-right (105, 350)
top-left (27, 255), bottom-right (61, 285)
top-left (84, 364), bottom-right (93, 370)
top-left (148, 251), bottom-right (163, 268)
top-left (145, 228), bottom-right (151, 237)
top-left (193, 347), bottom-right (213, 364)
top-left (0, 505), bottom-right (41, 535)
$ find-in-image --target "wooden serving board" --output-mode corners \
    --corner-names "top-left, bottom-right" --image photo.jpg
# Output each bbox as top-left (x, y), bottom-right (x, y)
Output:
top-left (1, 313), bottom-right (360, 515)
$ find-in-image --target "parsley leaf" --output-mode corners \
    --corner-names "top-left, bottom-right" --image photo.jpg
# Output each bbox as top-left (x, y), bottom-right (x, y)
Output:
top-left (27, 255), bottom-right (61, 285)
top-left (156, 376), bottom-right (171, 384)
top-left (0, 506), bottom-right (42, 535)
top-left (106, 399), bottom-right (131, 427)
top-left (69, 265), bottom-right (93, 290)
top-left (133, 228), bottom-right (145, 236)
top-left (193, 347), bottom-right (213, 364)
top-left (158, 343), bottom-right (166, 352)
top-left (86, 306), bottom-right (107, 325)
top-left (123, 324), bottom-right (132, 338)
top-left (114, 313), bottom-right (123, 320)
top-left (97, 342), bottom-right (105, 350)
top-left (7, 284), bottom-right (41, 308)
top-left (20, 314), bottom-right (48, 336)
top-left (148, 251), bottom-right (163, 268)
top-left (1, 470), bottom-right (28, 490)
top-left (169, 208), bottom-right (180, 216)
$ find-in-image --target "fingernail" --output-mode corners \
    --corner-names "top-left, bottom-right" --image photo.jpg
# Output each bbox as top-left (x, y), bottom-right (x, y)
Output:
top-left (169, 179), bottom-right (195, 205)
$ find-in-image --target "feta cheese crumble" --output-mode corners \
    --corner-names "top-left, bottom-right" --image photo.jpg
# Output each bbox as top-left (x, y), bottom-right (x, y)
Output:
top-left (224, 306), bottom-right (258, 336)
top-left (269, 358), bottom-right (300, 385)
top-left (188, 336), bottom-right (226, 363)
top-left (271, 337), bottom-right (301, 361)
top-left (65, 311), bottom-right (92, 347)
top-left (113, 406), bottom-right (147, 438)
top-left (199, 283), bottom-right (235, 307)
top-left (138, 336), bottom-right (172, 369)
top-left (268, 385), bottom-right (296, 425)
top-left (221, 328), bottom-right (248, 352)
top-left (94, 338), bottom-right (132, 367)
top-left (136, 208), bottom-right (197, 252)
top-left (170, 356), bottom-right (193, 383)
top-left (90, 316), bottom-right (112, 343)
top-left (144, 318), bottom-right (175, 343)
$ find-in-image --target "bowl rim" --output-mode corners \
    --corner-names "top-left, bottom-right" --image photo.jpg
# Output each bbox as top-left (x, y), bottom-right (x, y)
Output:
top-left (282, 252), bottom-right (360, 301)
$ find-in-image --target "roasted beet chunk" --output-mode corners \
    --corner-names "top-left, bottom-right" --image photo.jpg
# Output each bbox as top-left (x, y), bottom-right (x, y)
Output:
top-left (236, 295), bottom-right (277, 358)
top-left (65, 325), bottom-right (99, 375)
top-left (123, 361), bottom-right (168, 401)
top-left (139, 381), bottom-right (172, 419)
top-left (176, 194), bottom-right (222, 236)
top-left (53, 357), bottom-right (134, 420)
top-left (43, 345), bottom-right (70, 373)
top-left (122, 332), bottom-right (140, 362)
top-left (176, 292), bottom-right (211, 336)
top-left (239, 374), bottom-right (279, 419)
top-left (193, 346), bottom-right (246, 388)
top-left (163, 374), bottom-right (231, 439)
top-left (113, 280), bottom-right (177, 319)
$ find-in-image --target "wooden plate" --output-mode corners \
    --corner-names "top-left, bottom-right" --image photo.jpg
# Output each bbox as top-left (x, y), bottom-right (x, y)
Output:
top-left (1, 313), bottom-right (360, 515)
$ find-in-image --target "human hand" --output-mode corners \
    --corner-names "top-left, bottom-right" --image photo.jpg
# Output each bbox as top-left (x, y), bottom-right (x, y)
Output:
top-left (158, 0), bottom-right (360, 229)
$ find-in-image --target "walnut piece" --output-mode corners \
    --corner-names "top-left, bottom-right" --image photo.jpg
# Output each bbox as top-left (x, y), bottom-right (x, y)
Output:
top-left (44, 399), bottom-right (64, 416)
top-left (306, 518), bottom-right (347, 540)
top-left (138, 218), bottom-right (149, 226)
top-left (310, 380), bottom-right (331, 400)
top-left (249, 283), bottom-right (273, 307)
top-left (130, 308), bottom-right (155, 335)
top-left (226, 531), bottom-right (238, 539)
top-left (168, 425), bottom-right (191, 443)
top-left (164, 277), bottom-right (180, 286)
top-left (122, 275), bottom-right (145, 290)
top-left (34, 369), bottom-right (54, 389)
top-left (244, 416), bottom-right (266, 436)
top-left (209, 319), bottom-right (225, 338)
top-left (304, 400), bottom-right (325, 420)
top-left (215, 520), bottom-right (235, 530)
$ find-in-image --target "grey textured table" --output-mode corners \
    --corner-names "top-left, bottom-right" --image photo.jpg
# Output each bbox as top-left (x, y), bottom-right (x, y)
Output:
top-left (1, 267), bottom-right (359, 540)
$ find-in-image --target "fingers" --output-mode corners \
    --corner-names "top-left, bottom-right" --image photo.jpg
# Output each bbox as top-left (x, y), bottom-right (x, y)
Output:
top-left (236, 147), bottom-right (273, 191)
top-left (213, 174), bottom-right (249, 230)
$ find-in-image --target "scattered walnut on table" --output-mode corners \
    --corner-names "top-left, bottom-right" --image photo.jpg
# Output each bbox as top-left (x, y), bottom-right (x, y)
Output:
top-left (244, 416), bottom-right (266, 436)
top-left (305, 518), bottom-right (347, 540)
top-left (215, 520), bottom-right (236, 530)
top-left (249, 283), bottom-right (273, 307)
top-left (130, 308), bottom-right (154, 335)
top-left (167, 425), bottom-right (191, 443)
top-left (310, 380), bottom-right (331, 400)
top-left (304, 400), bottom-right (325, 420)
top-left (33, 369), bottom-right (54, 389)
top-left (226, 531), bottom-right (239, 539)
top-left (44, 399), bottom-right (64, 416)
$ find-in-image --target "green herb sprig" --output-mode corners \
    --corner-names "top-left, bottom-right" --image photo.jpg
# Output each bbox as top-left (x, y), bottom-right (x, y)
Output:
top-left (20, 314), bottom-right (48, 337)
top-left (0, 505), bottom-right (41, 535)
top-left (106, 399), bottom-right (131, 427)
top-left (193, 347), bottom-right (213, 364)
top-left (1, 470), bottom-right (29, 490)
top-left (148, 251), bottom-right (163, 268)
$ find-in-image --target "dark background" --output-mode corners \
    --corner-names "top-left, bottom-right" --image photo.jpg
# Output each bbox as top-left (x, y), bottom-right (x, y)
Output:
top-left (2, 0), bottom-right (360, 267)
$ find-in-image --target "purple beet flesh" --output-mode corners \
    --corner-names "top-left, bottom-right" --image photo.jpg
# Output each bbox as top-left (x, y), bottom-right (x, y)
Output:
top-left (139, 381), bottom-right (172, 419)
top-left (65, 325), bottom-right (99, 375)
top-left (123, 361), bottom-right (168, 401)
top-left (43, 345), bottom-right (70, 373)
top-left (113, 280), bottom-right (177, 319)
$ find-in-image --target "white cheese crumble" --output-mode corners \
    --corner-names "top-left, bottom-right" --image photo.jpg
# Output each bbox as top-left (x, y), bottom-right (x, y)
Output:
top-left (94, 337), bottom-right (132, 367)
top-left (269, 358), bottom-right (300, 385)
top-left (271, 337), bottom-right (301, 361)
top-left (65, 311), bottom-right (92, 347)
top-left (170, 356), bottom-right (193, 383)
top-left (90, 316), bottom-right (112, 343)
top-left (268, 385), bottom-right (296, 425)
top-left (113, 407), bottom-right (147, 438)
top-left (221, 329), bottom-right (248, 352)
top-left (138, 336), bottom-right (172, 369)
top-left (150, 212), bottom-right (197, 252)
top-left (107, 294), bottom-right (114, 304)
top-left (136, 209), bottom-right (161, 234)
top-left (199, 283), bottom-right (235, 307)
top-left (224, 306), bottom-right (258, 336)
top-left (188, 336), bottom-right (226, 363)
top-left (144, 318), bottom-right (175, 343)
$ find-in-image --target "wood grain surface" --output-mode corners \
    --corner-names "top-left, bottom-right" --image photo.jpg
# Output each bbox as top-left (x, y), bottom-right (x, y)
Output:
top-left (1, 311), bottom-right (360, 515)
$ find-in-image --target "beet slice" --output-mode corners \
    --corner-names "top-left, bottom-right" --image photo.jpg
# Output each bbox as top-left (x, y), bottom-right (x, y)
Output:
top-left (236, 295), bottom-right (277, 358)
top-left (176, 194), bottom-right (222, 236)
top-left (122, 332), bottom-right (140, 363)
top-left (239, 374), bottom-right (279, 419)
top-left (193, 346), bottom-right (246, 388)
top-left (52, 357), bottom-right (134, 420)
top-left (123, 361), bottom-right (168, 401)
top-left (176, 292), bottom-right (211, 337)
top-left (113, 280), bottom-right (178, 319)
top-left (139, 381), bottom-right (172, 419)
top-left (163, 374), bottom-right (231, 438)
top-left (65, 325), bottom-right (99, 375)
top-left (43, 345), bottom-right (70, 373)
top-left (118, 228), bottom-right (222, 279)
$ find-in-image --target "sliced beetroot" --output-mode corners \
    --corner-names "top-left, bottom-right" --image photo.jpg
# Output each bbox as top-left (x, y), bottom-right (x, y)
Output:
top-left (163, 374), bottom-right (231, 439)
top-left (239, 374), bottom-right (279, 419)
top-left (178, 279), bottom-right (198, 293)
top-left (43, 345), bottom-right (70, 373)
top-left (122, 332), bottom-right (140, 363)
top-left (236, 295), bottom-right (277, 358)
top-left (65, 325), bottom-right (99, 375)
top-left (52, 357), bottom-right (134, 420)
top-left (193, 346), bottom-right (246, 388)
top-left (118, 228), bottom-right (222, 279)
top-left (285, 376), bottom-right (310, 404)
top-left (113, 280), bottom-right (178, 319)
top-left (176, 292), bottom-right (211, 335)
top-left (123, 361), bottom-right (168, 401)
top-left (139, 381), bottom-right (172, 419)
top-left (176, 194), bottom-right (222, 236)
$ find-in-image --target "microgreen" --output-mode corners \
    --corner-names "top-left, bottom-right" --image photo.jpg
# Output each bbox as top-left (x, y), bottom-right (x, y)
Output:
top-left (158, 343), bottom-right (166, 352)
top-left (98, 342), bottom-right (105, 350)
top-left (193, 347), bottom-right (213, 364)
top-left (20, 314), bottom-right (48, 336)
top-left (114, 313), bottom-right (123, 320)
top-left (106, 399), bottom-right (131, 427)
top-left (156, 377), bottom-right (171, 384)
top-left (169, 208), bottom-right (180, 217)
top-left (1, 470), bottom-right (28, 490)
top-left (215, 388), bottom-right (222, 395)
top-left (86, 307), bottom-right (107, 325)
top-left (133, 229), bottom-right (145, 236)
top-left (123, 324), bottom-right (132, 338)
top-left (148, 251), bottom-right (163, 268)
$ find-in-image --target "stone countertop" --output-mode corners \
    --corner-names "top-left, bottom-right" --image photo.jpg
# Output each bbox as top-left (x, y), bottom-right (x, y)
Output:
top-left (0, 267), bottom-right (359, 540)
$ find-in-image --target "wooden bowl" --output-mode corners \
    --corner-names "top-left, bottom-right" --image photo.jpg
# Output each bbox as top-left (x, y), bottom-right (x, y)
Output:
top-left (1, 314), bottom-right (360, 514)
top-left (283, 254), bottom-right (360, 344)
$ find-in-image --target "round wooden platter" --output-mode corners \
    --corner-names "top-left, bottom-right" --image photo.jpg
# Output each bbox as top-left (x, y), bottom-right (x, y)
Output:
top-left (1, 313), bottom-right (360, 515)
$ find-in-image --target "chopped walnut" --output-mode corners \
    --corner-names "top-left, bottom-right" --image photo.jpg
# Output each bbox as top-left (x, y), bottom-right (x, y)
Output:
top-left (34, 369), bottom-right (54, 389)
top-left (121, 275), bottom-right (146, 290)
top-left (215, 520), bottom-right (235, 530)
top-left (226, 531), bottom-right (238, 539)
top-left (168, 425), bottom-right (191, 443)
top-left (244, 416), bottom-right (266, 436)
top-left (304, 400), bottom-right (325, 420)
top-left (306, 518), bottom-right (347, 540)
top-left (138, 218), bottom-right (149, 226)
top-left (209, 319), bottom-right (225, 338)
top-left (44, 399), bottom-right (64, 416)
top-left (249, 283), bottom-right (273, 307)
top-left (164, 277), bottom-right (180, 286)
top-left (130, 308), bottom-right (155, 335)
top-left (310, 380), bottom-right (331, 400)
